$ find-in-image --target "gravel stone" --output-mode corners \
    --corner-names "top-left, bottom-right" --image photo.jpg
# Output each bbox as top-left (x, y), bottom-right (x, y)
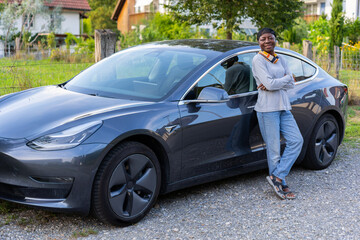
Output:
top-left (1, 142), bottom-right (359, 239)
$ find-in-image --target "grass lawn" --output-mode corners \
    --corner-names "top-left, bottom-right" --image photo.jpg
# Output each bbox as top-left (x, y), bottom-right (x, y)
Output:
top-left (340, 69), bottom-right (360, 104)
top-left (344, 105), bottom-right (360, 145)
top-left (0, 58), bottom-right (93, 95)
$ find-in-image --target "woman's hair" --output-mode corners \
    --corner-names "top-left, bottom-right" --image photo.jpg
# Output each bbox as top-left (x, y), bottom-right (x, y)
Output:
top-left (257, 28), bottom-right (277, 41)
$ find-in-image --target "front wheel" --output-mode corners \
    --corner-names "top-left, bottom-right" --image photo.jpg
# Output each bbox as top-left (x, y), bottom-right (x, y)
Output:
top-left (302, 114), bottom-right (340, 170)
top-left (92, 141), bottom-right (161, 226)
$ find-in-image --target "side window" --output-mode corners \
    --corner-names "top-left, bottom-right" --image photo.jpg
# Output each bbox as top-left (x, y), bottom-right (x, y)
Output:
top-left (280, 54), bottom-right (316, 82)
top-left (302, 61), bottom-right (316, 78)
top-left (186, 52), bottom-right (256, 99)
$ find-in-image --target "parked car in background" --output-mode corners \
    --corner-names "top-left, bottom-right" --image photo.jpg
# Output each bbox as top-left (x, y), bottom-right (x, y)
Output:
top-left (0, 39), bottom-right (348, 225)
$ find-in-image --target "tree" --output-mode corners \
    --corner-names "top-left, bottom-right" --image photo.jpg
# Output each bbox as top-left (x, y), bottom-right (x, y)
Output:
top-left (329, 0), bottom-right (344, 51)
top-left (281, 17), bottom-right (308, 44)
top-left (17, 0), bottom-right (47, 49)
top-left (87, 0), bottom-right (117, 31)
top-left (119, 13), bottom-right (208, 48)
top-left (344, 18), bottom-right (360, 44)
top-left (167, 0), bottom-right (304, 40)
top-left (141, 13), bottom-right (197, 42)
top-left (246, 0), bottom-right (304, 35)
top-left (0, 1), bottom-right (19, 55)
top-left (167, 0), bottom-right (246, 40)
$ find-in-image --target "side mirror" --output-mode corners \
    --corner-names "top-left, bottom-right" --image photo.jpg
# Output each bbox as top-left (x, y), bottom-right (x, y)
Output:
top-left (182, 87), bottom-right (229, 104)
top-left (198, 87), bottom-right (229, 101)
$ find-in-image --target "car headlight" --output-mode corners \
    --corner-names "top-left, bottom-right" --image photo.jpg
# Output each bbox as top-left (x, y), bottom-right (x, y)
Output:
top-left (27, 121), bottom-right (102, 151)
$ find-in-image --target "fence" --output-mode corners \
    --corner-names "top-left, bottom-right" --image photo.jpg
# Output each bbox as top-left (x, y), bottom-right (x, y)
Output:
top-left (290, 41), bottom-right (360, 104)
top-left (0, 54), bottom-right (93, 96)
top-left (1, 42), bottom-right (360, 103)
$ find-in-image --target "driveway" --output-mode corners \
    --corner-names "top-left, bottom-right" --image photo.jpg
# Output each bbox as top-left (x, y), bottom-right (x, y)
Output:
top-left (1, 142), bottom-right (359, 239)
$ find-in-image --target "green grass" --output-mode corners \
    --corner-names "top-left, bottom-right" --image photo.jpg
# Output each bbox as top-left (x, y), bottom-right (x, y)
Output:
top-left (340, 69), bottom-right (360, 104)
top-left (72, 229), bottom-right (99, 238)
top-left (344, 105), bottom-right (360, 145)
top-left (0, 58), bottom-right (93, 95)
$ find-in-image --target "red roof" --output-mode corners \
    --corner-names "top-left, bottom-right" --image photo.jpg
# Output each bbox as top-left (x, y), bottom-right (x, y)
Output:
top-left (0, 0), bottom-right (91, 11)
top-left (45, 0), bottom-right (91, 11)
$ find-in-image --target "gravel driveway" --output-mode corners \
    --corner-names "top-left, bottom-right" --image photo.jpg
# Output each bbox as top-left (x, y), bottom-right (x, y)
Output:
top-left (1, 142), bottom-right (359, 240)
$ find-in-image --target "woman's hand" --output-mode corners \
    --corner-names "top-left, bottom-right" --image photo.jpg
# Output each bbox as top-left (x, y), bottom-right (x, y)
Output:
top-left (257, 83), bottom-right (268, 91)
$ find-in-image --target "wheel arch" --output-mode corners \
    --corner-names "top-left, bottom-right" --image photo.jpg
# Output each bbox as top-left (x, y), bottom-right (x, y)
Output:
top-left (123, 134), bottom-right (170, 193)
top-left (94, 133), bottom-right (171, 195)
top-left (320, 108), bottom-right (345, 145)
top-left (297, 107), bottom-right (345, 164)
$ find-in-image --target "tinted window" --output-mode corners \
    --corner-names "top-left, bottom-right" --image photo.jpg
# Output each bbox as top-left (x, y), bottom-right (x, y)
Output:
top-left (187, 52), bottom-right (257, 99)
top-left (280, 54), bottom-right (316, 82)
top-left (65, 48), bottom-right (208, 100)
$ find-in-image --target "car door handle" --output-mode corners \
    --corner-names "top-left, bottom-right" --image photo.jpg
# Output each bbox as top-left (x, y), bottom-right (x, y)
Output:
top-left (165, 125), bottom-right (177, 133)
top-left (305, 93), bottom-right (316, 99)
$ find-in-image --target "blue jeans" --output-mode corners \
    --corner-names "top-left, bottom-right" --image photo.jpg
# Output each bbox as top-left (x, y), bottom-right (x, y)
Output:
top-left (257, 110), bottom-right (303, 185)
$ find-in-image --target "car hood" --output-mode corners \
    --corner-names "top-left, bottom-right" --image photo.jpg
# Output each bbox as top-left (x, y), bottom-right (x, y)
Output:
top-left (0, 86), bottom-right (153, 139)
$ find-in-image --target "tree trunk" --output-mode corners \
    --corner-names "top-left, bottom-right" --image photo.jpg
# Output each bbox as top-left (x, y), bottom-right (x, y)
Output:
top-left (334, 45), bottom-right (340, 79)
top-left (327, 52), bottom-right (331, 72)
top-left (226, 30), bottom-right (232, 40)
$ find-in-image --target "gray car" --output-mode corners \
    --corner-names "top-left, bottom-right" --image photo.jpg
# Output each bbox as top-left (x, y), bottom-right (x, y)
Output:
top-left (0, 39), bottom-right (348, 225)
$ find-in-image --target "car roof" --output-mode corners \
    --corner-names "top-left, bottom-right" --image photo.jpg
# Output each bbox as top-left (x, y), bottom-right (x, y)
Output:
top-left (145, 39), bottom-right (258, 53)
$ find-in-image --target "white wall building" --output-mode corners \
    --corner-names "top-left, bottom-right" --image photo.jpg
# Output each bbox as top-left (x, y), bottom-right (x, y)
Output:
top-left (303, 0), bottom-right (360, 20)
top-left (0, 0), bottom-right (91, 57)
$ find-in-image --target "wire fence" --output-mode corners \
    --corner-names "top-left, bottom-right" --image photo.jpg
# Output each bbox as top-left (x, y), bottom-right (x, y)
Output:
top-left (1, 45), bottom-right (360, 103)
top-left (0, 51), bottom-right (94, 95)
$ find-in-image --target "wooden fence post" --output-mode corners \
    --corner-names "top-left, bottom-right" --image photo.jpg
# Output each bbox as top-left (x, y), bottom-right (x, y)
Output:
top-left (95, 29), bottom-right (117, 62)
top-left (15, 37), bottom-right (21, 55)
top-left (334, 46), bottom-right (340, 79)
top-left (283, 42), bottom-right (290, 49)
top-left (303, 40), bottom-right (313, 60)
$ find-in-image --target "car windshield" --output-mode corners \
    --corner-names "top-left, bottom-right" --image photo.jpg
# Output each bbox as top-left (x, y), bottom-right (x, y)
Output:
top-left (65, 47), bottom-right (209, 100)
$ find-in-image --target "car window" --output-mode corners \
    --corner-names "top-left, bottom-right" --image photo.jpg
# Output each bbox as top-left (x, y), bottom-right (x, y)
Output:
top-left (185, 52), bottom-right (257, 99)
top-left (280, 54), bottom-right (316, 82)
top-left (65, 48), bottom-right (209, 100)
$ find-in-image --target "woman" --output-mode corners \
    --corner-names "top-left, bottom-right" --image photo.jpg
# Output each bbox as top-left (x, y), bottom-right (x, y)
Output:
top-left (252, 28), bottom-right (303, 200)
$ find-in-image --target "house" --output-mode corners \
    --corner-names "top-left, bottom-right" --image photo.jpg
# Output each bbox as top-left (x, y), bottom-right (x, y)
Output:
top-left (0, 0), bottom-right (91, 56)
top-left (0, 0), bottom-right (91, 37)
top-left (303, 0), bottom-right (360, 22)
top-left (111, 0), bottom-right (256, 36)
top-left (111, 0), bottom-right (168, 33)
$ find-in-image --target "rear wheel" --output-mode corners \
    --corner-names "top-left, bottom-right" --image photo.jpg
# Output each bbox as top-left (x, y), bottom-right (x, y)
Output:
top-left (302, 114), bottom-right (340, 170)
top-left (92, 141), bottom-right (161, 226)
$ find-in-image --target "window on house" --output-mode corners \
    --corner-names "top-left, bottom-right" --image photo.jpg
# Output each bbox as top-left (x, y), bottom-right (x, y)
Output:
top-left (23, 14), bottom-right (34, 28)
top-left (306, 4), bottom-right (318, 15)
top-left (320, 2), bottom-right (325, 14)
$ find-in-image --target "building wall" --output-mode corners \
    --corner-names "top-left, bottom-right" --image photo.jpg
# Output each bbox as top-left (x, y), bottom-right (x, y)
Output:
top-left (0, 11), bottom-right (82, 36)
top-left (117, 0), bottom-right (130, 33)
top-left (60, 11), bottom-right (80, 35)
top-left (303, 0), bottom-right (360, 20)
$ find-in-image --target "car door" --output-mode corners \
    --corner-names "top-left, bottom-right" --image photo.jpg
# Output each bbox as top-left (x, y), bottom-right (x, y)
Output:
top-left (178, 52), bottom-right (266, 179)
top-left (277, 52), bottom-right (321, 139)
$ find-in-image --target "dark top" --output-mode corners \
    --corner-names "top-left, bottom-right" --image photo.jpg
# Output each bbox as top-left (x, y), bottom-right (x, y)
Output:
top-left (224, 62), bottom-right (250, 95)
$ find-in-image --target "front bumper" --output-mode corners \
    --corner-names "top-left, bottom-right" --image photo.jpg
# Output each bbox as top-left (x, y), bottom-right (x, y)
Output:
top-left (0, 137), bottom-right (107, 214)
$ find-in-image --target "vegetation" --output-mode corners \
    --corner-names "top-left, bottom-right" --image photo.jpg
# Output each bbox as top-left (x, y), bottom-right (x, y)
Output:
top-left (87, 0), bottom-right (117, 32)
top-left (119, 13), bottom-right (210, 48)
top-left (329, 0), bottom-right (345, 51)
top-left (167, 0), bottom-right (304, 40)
top-left (0, 58), bottom-right (93, 95)
top-left (344, 106), bottom-right (360, 145)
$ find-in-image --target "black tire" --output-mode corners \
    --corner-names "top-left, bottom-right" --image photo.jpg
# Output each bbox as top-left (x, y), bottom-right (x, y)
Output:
top-left (302, 114), bottom-right (340, 170)
top-left (92, 141), bottom-right (161, 226)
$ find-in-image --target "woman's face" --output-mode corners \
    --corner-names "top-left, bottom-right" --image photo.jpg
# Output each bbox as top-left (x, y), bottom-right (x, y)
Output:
top-left (258, 33), bottom-right (276, 54)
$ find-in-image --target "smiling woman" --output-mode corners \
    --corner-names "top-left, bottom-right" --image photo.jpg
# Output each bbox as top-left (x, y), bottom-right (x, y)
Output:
top-left (252, 28), bottom-right (303, 200)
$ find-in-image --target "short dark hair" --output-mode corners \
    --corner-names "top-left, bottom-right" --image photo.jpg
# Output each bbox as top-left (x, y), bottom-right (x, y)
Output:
top-left (257, 28), bottom-right (277, 41)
